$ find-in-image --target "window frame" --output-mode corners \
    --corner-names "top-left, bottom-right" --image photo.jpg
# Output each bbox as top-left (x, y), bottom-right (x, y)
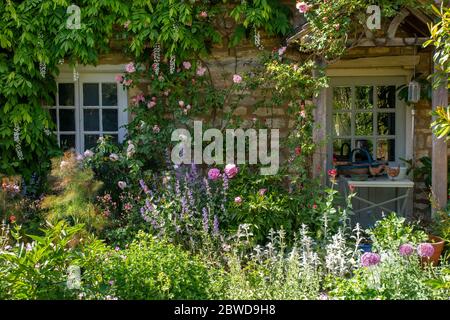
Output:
top-left (327, 76), bottom-right (408, 168)
top-left (49, 70), bottom-right (128, 153)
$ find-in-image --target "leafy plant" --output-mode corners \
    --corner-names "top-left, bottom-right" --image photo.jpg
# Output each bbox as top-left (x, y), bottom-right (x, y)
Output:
top-left (0, 221), bottom-right (105, 300)
top-left (99, 232), bottom-right (222, 300)
top-left (367, 213), bottom-right (428, 252)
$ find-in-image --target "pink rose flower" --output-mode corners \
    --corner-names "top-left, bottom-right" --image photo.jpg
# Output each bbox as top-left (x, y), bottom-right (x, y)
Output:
top-left (296, 2), bottom-right (311, 14)
top-left (224, 164), bottom-right (238, 179)
top-left (197, 66), bottom-right (207, 76)
top-left (278, 46), bottom-right (287, 56)
top-left (115, 75), bottom-right (124, 83)
top-left (258, 188), bottom-right (267, 196)
top-left (147, 101), bottom-right (157, 109)
top-left (234, 196), bottom-right (242, 204)
top-left (125, 62), bottom-right (136, 73)
top-left (208, 168), bottom-right (221, 181)
top-left (232, 74), bottom-right (242, 84)
top-left (182, 61), bottom-right (191, 70)
top-left (200, 11), bottom-right (208, 18)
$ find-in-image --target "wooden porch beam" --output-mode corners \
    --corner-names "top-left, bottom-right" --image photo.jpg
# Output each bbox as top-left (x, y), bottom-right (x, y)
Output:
top-left (431, 61), bottom-right (448, 215)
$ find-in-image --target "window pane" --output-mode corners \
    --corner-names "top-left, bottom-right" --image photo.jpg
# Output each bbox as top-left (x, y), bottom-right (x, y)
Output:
top-left (84, 109), bottom-right (100, 131)
top-left (58, 83), bottom-right (75, 106)
top-left (333, 87), bottom-right (351, 110)
top-left (377, 139), bottom-right (395, 162)
top-left (60, 135), bottom-right (76, 151)
top-left (355, 139), bottom-right (374, 159)
top-left (333, 113), bottom-right (351, 136)
top-left (333, 139), bottom-right (351, 162)
top-left (83, 83), bottom-right (99, 106)
top-left (102, 109), bottom-right (118, 131)
top-left (377, 86), bottom-right (396, 109)
top-left (49, 109), bottom-right (57, 126)
top-left (378, 112), bottom-right (396, 136)
top-left (84, 134), bottom-right (100, 151)
top-left (355, 112), bottom-right (373, 136)
top-left (355, 86), bottom-right (373, 110)
top-left (59, 109), bottom-right (75, 131)
top-left (102, 83), bottom-right (118, 106)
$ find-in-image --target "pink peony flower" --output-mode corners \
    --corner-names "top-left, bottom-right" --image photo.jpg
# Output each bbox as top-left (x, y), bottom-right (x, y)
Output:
top-left (296, 2), bottom-right (311, 14)
top-left (234, 196), bottom-right (242, 204)
top-left (224, 164), bottom-right (239, 179)
top-left (361, 252), bottom-right (381, 267)
top-left (232, 74), bottom-right (242, 84)
top-left (115, 74), bottom-right (124, 83)
top-left (208, 168), bottom-right (221, 181)
top-left (182, 61), bottom-right (192, 70)
top-left (197, 66), bottom-right (207, 76)
top-left (125, 62), bottom-right (136, 73)
top-left (417, 243), bottom-right (435, 258)
top-left (117, 181), bottom-right (127, 190)
top-left (399, 243), bottom-right (415, 257)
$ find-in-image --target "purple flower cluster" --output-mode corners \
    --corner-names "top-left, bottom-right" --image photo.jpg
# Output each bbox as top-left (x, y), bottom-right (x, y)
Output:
top-left (417, 243), bottom-right (435, 258)
top-left (202, 207), bottom-right (209, 232)
top-left (399, 244), bottom-right (415, 257)
top-left (360, 252), bottom-right (381, 267)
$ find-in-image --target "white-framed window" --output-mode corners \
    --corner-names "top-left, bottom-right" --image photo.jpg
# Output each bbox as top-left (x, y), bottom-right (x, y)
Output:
top-left (49, 72), bottom-right (128, 153)
top-left (327, 77), bottom-right (408, 167)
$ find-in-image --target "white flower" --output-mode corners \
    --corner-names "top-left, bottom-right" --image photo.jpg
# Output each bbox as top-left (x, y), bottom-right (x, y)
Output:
top-left (126, 141), bottom-right (135, 158)
top-left (118, 181), bottom-right (127, 190)
top-left (109, 153), bottom-right (119, 162)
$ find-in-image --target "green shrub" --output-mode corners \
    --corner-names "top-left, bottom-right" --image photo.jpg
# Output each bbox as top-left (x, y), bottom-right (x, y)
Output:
top-left (100, 232), bottom-right (221, 300)
top-left (367, 213), bottom-right (427, 252)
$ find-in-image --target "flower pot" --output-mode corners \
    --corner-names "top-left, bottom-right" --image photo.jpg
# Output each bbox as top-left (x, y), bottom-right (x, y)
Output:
top-left (421, 235), bottom-right (445, 266)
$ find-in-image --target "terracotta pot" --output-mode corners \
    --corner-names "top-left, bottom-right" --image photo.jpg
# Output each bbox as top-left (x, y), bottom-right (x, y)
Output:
top-left (421, 235), bottom-right (445, 266)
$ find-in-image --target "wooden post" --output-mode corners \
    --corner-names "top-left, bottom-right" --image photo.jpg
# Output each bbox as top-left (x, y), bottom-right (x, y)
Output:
top-left (312, 58), bottom-right (327, 184)
top-left (431, 65), bottom-right (448, 215)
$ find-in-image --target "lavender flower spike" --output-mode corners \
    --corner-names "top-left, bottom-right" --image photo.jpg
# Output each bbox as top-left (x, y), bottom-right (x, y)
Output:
top-left (213, 215), bottom-right (219, 236)
top-left (202, 207), bottom-right (209, 232)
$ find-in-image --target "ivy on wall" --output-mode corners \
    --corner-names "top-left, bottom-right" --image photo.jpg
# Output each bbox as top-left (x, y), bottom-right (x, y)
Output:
top-left (0, 0), bottom-right (292, 180)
